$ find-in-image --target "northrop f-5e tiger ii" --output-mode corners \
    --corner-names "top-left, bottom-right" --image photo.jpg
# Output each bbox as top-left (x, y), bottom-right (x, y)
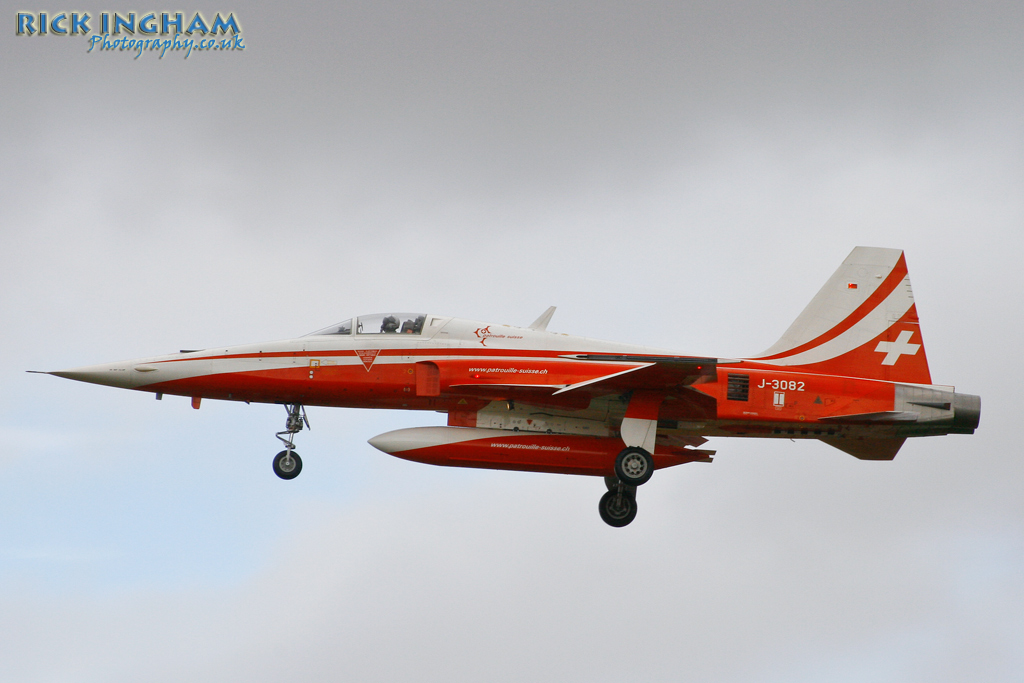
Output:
top-left (40, 247), bottom-right (980, 526)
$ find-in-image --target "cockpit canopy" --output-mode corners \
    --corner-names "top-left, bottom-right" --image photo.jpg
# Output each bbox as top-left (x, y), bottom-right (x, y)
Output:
top-left (305, 313), bottom-right (428, 336)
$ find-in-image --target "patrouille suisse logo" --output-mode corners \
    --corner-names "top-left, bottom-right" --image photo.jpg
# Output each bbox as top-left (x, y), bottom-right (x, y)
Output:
top-left (473, 326), bottom-right (524, 347)
top-left (15, 10), bottom-right (244, 58)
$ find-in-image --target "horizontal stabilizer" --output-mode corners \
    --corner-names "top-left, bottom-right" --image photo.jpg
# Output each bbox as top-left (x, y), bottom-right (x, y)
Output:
top-left (819, 436), bottom-right (906, 461)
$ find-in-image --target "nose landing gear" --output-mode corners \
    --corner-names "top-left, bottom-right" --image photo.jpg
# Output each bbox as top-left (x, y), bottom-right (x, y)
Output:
top-left (273, 403), bottom-right (308, 480)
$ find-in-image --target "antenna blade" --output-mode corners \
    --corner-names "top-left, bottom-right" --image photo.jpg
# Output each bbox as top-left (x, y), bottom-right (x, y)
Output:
top-left (529, 306), bottom-right (556, 331)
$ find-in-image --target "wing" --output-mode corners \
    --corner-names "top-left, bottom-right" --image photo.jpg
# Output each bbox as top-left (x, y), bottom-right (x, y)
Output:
top-left (555, 354), bottom-right (716, 393)
top-left (438, 354), bottom-right (719, 418)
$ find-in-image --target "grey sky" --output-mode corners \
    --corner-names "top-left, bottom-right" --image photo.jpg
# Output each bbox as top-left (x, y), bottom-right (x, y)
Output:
top-left (1, 1), bottom-right (1021, 681)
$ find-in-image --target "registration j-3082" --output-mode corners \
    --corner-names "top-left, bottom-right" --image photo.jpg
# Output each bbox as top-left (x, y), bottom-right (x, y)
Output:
top-left (758, 378), bottom-right (806, 391)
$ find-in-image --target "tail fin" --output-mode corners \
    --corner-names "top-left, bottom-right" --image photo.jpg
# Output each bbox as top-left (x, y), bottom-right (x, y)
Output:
top-left (750, 247), bottom-right (932, 384)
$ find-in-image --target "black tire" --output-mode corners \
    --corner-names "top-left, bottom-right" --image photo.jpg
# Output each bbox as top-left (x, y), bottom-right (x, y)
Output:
top-left (273, 450), bottom-right (303, 480)
top-left (614, 447), bottom-right (654, 486)
top-left (599, 490), bottom-right (638, 527)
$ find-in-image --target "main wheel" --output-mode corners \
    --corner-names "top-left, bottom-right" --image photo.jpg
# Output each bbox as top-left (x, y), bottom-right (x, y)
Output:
top-left (615, 447), bottom-right (654, 486)
top-left (273, 450), bottom-right (303, 480)
top-left (599, 490), bottom-right (638, 527)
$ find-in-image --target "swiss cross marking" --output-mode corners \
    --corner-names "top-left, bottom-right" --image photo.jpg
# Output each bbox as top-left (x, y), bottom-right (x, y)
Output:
top-left (874, 330), bottom-right (920, 365)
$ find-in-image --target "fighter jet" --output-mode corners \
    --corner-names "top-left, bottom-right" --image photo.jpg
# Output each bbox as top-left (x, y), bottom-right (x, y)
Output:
top-left (40, 247), bottom-right (980, 526)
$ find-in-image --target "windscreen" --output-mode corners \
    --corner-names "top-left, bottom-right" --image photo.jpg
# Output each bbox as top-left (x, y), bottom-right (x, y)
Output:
top-left (304, 319), bottom-right (352, 336)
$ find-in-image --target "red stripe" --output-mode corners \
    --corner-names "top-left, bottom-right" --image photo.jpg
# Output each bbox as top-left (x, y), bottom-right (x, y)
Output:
top-left (757, 253), bottom-right (908, 361)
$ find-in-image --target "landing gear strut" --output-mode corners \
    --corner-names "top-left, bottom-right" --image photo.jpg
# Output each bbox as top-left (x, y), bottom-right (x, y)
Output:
top-left (599, 476), bottom-right (638, 527)
top-left (273, 403), bottom-right (308, 480)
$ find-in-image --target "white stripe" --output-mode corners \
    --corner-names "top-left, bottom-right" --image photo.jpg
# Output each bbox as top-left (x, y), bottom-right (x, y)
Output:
top-left (752, 279), bottom-right (915, 366)
top-left (757, 247), bottom-right (903, 357)
top-left (552, 364), bottom-right (650, 394)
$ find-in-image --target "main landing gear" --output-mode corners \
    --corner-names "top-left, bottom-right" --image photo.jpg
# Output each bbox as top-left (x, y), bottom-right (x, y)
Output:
top-left (273, 403), bottom-right (309, 480)
top-left (599, 447), bottom-right (654, 527)
top-left (600, 476), bottom-right (638, 527)
top-left (615, 446), bottom-right (654, 486)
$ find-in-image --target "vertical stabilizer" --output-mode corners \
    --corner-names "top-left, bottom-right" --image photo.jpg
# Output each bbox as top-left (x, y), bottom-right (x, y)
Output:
top-left (750, 247), bottom-right (931, 384)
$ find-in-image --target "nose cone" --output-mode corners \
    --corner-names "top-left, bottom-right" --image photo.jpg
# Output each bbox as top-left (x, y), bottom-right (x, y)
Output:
top-left (48, 361), bottom-right (136, 389)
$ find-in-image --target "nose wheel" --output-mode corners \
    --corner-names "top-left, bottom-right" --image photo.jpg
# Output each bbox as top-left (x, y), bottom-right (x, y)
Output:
top-left (273, 450), bottom-right (303, 479)
top-left (273, 403), bottom-right (309, 480)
